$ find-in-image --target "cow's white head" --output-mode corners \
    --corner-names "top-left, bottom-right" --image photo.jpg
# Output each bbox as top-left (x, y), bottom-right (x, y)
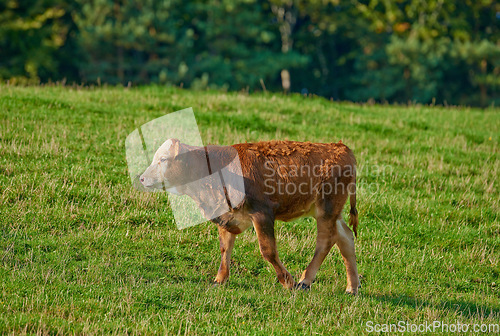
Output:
top-left (140, 138), bottom-right (184, 191)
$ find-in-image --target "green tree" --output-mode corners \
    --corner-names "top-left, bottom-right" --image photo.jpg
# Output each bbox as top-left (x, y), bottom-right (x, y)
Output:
top-left (350, 0), bottom-right (500, 105)
top-left (0, 0), bottom-right (79, 82)
top-left (73, 0), bottom-right (306, 89)
top-left (1, 0), bottom-right (498, 106)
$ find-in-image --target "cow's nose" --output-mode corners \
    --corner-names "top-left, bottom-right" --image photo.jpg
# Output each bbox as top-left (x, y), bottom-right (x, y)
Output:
top-left (140, 177), bottom-right (145, 183)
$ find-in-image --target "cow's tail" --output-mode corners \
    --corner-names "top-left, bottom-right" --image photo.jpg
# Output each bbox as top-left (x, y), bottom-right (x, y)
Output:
top-left (349, 182), bottom-right (359, 238)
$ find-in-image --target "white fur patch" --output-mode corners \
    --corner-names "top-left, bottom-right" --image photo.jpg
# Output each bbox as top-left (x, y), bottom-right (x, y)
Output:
top-left (166, 187), bottom-right (181, 195)
top-left (153, 139), bottom-right (173, 163)
top-left (140, 139), bottom-right (175, 188)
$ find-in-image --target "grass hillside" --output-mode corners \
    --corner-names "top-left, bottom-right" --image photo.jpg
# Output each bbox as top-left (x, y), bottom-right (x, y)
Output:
top-left (0, 85), bottom-right (498, 335)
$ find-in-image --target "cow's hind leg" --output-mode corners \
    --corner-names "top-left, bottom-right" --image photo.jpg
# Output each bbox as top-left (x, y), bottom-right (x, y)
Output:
top-left (298, 215), bottom-right (360, 294)
top-left (214, 226), bottom-right (236, 285)
top-left (298, 190), bottom-right (360, 294)
top-left (334, 217), bottom-right (360, 294)
top-left (297, 216), bottom-right (335, 289)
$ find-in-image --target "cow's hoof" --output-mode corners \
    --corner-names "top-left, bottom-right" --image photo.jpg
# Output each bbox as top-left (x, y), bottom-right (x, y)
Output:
top-left (295, 282), bottom-right (311, 291)
top-left (345, 288), bottom-right (358, 295)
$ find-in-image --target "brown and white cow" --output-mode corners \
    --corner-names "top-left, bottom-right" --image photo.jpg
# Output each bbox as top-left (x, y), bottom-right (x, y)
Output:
top-left (140, 139), bottom-right (360, 294)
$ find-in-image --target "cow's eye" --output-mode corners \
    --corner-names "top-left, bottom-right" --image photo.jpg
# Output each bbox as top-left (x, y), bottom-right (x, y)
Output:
top-left (160, 157), bottom-right (168, 162)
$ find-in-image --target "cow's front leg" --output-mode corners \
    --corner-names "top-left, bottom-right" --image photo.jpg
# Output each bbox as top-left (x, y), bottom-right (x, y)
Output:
top-left (214, 226), bottom-right (236, 284)
top-left (251, 212), bottom-right (296, 289)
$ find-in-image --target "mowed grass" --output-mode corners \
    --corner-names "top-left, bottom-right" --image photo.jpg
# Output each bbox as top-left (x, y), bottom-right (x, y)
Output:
top-left (0, 85), bottom-right (498, 335)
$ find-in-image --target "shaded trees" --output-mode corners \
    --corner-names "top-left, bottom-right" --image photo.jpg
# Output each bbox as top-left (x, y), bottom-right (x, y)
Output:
top-left (1, 0), bottom-right (498, 106)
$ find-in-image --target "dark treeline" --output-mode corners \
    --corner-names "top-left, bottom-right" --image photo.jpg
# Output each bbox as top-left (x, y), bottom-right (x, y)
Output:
top-left (1, 0), bottom-right (498, 106)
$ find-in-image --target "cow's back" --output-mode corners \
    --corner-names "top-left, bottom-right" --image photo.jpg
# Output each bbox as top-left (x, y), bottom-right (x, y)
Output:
top-left (232, 140), bottom-right (356, 221)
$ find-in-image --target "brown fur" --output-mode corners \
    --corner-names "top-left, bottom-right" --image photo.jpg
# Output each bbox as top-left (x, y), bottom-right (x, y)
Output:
top-left (232, 140), bottom-right (357, 224)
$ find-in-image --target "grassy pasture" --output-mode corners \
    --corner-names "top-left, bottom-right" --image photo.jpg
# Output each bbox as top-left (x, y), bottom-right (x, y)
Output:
top-left (0, 85), bottom-right (498, 335)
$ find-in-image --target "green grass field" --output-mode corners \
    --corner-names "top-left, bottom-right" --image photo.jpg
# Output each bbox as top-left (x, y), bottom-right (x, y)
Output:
top-left (0, 85), bottom-right (498, 335)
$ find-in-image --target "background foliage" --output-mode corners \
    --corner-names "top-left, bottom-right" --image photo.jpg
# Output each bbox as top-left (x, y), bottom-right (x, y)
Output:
top-left (1, 0), bottom-right (499, 106)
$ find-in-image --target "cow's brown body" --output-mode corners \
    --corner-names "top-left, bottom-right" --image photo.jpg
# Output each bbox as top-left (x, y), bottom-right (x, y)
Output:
top-left (141, 139), bottom-right (360, 293)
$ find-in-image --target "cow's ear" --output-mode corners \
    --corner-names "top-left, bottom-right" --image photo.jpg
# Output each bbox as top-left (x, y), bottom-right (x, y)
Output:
top-left (170, 138), bottom-right (181, 156)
